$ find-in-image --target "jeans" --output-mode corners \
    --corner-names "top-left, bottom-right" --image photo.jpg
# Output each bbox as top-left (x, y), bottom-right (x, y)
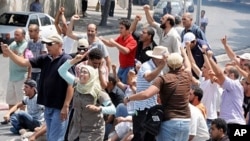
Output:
top-left (156, 119), bottom-right (190, 141)
top-left (118, 66), bottom-right (134, 84)
top-left (10, 111), bottom-right (41, 133)
top-left (45, 107), bottom-right (68, 141)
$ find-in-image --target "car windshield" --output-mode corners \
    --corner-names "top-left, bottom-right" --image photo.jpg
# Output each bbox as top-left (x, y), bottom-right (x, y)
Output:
top-left (0, 13), bottom-right (28, 27)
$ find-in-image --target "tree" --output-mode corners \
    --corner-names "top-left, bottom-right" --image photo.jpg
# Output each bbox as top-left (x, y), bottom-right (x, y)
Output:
top-left (99, 0), bottom-right (111, 26)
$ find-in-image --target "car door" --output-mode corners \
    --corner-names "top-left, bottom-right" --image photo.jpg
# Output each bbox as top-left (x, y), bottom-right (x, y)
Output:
top-left (38, 14), bottom-right (55, 38)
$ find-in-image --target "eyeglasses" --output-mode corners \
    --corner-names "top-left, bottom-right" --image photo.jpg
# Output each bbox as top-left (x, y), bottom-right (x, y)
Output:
top-left (45, 42), bottom-right (57, 46)
top-left (77, 47), bottom-right (88, 52)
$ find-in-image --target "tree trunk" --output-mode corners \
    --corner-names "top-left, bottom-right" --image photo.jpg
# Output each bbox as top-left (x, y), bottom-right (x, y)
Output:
top-left (99, 0), bottom-right (111, 26)
top-left (127, 0), bottom-right (132, 20)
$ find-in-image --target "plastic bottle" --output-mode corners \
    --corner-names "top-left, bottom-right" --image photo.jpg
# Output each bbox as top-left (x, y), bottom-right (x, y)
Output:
top-left (125, 85), bottom-right (135, 115)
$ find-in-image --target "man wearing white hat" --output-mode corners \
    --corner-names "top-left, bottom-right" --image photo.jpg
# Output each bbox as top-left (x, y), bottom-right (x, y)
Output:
top-left (221, 36), bottom-right (250, 70)
top-left (130, 46), bottom-right (168, 141)
top-left (1, 33), bottom-right (74, 141)
top-left (182, 32), bottom-right (216, 78)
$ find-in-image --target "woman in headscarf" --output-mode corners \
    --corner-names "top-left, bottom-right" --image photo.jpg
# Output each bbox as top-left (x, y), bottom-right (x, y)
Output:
top-left (58, 54), bottom-right (116, 141)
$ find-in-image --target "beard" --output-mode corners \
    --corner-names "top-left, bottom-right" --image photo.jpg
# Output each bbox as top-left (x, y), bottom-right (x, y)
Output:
top-left (160, 23), bottom-right (166, 29)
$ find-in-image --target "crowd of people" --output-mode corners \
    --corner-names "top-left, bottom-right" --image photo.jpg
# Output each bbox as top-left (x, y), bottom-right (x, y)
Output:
top-left (1, 1), bottom-right (250, 141)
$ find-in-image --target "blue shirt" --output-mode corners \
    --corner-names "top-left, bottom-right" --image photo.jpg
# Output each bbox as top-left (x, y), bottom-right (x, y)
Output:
top-left (29, 53), bottom-right (73, 109)
top-left (180, 24), bottom-right (207, 41)
top-left (30, 2), bottom-right (43, 12)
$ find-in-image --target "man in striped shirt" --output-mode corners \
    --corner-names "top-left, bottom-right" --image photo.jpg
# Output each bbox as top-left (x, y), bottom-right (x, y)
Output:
top-left (132, 46), bottom-right (168, 141)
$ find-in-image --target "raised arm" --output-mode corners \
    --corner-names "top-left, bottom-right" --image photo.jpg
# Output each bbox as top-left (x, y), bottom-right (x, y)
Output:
top-left (55, 7), bottom-right (63, 35)
top-left (221, 36), bottom-right (240, 65)
top-left (143, 5), bottom-right (157, 27)
top-left (66, 15), bottom-right (80, 40)
top-left (1, 43), bottom-right (31, 67)
top-left (181, 47), bottom-right (191, 74)
top-left (186, 42), bottom-right (201, 77)
top-left (129, 15), bottom-right (141, 33)
top-left (112, 64), bottom-right (127, 91)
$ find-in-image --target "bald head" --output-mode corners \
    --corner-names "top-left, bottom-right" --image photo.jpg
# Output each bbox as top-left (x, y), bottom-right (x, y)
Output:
top-left (14, 28), bottom-right (25, 42)
top-left (87, 23), bottom-right (97, 31)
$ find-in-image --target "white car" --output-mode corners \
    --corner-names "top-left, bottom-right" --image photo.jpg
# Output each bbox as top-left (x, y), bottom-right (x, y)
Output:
top-left (0, 12), bottom-right (57, 42)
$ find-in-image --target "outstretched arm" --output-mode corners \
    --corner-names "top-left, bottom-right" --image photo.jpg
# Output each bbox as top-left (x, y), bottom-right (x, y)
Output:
top-left (143, 5), bottom-right (157, 27)
top-left (66, 15), bottom-right (80, 40)
top-left (221, 36), bottom-right (240, 65)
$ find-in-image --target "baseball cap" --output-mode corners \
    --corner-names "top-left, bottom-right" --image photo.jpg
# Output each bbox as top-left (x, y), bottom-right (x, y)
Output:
top-left (42, 33), bottom-right (63, 44)
top-left (24, 80), bottom-right (37, 88)
top-left (182, 32), bottom-right (196, 47)
top-left (78, 39), bottom-right (89, 48)
top-left (237, 53), bottom-right (250, 61)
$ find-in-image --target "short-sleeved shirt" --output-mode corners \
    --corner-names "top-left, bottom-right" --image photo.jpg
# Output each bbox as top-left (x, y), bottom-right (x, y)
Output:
top-left (220, 77), bottom-right (245, 124)
top-left (115, 34), bottom-right (137, 68)
top-left (22, 94), bottom-right (44, 122)
top-left (29, 53), bottom-right (73, 109)
top-left (153, 22), bottom-right (181, 54)
top-left (62, 36), bottom-right (76, 54)
top-left (135, 59), bottom-right (163, 110)
top-left (27, 39), bottom-right (47, 72)
top-left (153, 70), bottom-right (191, 120)
top-left (9, 40), bottom-right (28, 81)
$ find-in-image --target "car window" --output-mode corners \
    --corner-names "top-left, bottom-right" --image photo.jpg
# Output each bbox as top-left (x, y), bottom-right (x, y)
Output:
top-left (39, 15), bottom-right (51, 26)
top-left (0, 13), bottom-right (28, 27)
top-left (28, 15), bottom-right (39, 26)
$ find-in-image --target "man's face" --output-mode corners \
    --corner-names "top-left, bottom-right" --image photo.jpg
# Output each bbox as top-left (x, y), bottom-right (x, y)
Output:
top-left (140, 29), bottom-right (151, 42)
top-left (87, 24), bottom-right (97, 39)
top-left (119, 24), bottom-right (128, 37)
top-left (210, 124), bottom-right (222, 140)
top-left (28, 27), bottom-right (39, 39)
top-left (89, 58), bottom-right (102, 69)
top-left (23, 84), bottom-right (34, 96)
top-left (160, 15), bottom-right (168, 29)
top-left (45, 42), bottom-right (61, 55)
top-left (14, 30), bottom-right (24, 42)
top-left (189, 89), bottom-right (195, 103)
top-left (182, 14), bottom-right (192, 28)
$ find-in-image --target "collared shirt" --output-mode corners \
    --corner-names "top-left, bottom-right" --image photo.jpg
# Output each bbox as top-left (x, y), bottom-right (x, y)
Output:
top-left (153, 22), bottom-right (181, 54)
top-left (29, 53), bottom-right (73, 109)
top-left (9, 40), bottom-right (28, 81)
top-left (115, 34), bottom-right (137, 68)
top-left (180, 24), bottom-right (207, 41)
top-left (220, 77), bottom-right (245, 125)
top-left (134, 59), bottom-right (163, 110)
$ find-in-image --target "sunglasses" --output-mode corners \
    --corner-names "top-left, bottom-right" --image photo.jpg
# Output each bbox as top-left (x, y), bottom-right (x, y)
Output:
top-left (77, 47), bottom-right (88, 52)
top-left (45, 42), bottom-right (57, 46)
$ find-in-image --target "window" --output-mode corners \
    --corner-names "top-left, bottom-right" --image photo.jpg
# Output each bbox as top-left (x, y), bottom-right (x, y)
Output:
top-left (28, 15), bottom-right (39, 26)
top-left (39, 15), bottom-right (51, 26)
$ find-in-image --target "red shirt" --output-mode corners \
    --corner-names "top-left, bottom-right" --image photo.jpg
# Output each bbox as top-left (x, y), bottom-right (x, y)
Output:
top-left (115, 34), bottom-right (137, 68)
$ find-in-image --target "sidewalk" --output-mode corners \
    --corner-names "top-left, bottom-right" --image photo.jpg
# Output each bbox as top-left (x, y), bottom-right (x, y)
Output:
top-left (72, 0), bottom-right (147, 36)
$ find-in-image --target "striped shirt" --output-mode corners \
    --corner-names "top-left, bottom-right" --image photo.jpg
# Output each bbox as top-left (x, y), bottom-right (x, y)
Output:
top-left (134, 59), bottom-right (163, 110)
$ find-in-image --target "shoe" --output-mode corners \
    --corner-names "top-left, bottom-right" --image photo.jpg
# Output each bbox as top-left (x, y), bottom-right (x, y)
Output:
top-left (10, 127), bottom-right (19, 134)
top-left (0, 120), bottom-right (9, 125)
top-left (19, 128), bottom-right (27, 135)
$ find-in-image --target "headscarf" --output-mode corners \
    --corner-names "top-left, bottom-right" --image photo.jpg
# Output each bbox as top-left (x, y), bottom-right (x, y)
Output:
top-left (76, 64), bottom-right (102, 104)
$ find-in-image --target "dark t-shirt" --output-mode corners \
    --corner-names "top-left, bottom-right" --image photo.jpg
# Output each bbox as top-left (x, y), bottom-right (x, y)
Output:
top-left (153, 70), bottom-right (191, 120)
top-left (29, 53), bottom-right (74, 109)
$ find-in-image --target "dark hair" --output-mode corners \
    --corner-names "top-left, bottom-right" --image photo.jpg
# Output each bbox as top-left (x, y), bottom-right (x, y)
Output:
top-left (201, 10), bottom-right (205, 13)
top-left (119, 19), bottom-right (131, 30)
top-left (211, 118), bottom-right (227, 133)
top-left (28, 24), bottom-right (40, 32)
top-left (108, 73), bottom-right (117, 85)
top-left (175, 16), bottom-right (182, 25)
top-left (88, 48), bottom-right (104, 60)
top-left (167, 17), bottom-right (175, 27)
top-left (228, 66), bottom-right (240, 79)
top-left (146, 27), bottom-right (155, 41)
top-left (191, 85), bottom-right (203, 101)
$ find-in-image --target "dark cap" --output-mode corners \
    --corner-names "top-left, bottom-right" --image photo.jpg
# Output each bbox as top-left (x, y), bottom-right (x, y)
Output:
top-left (24, 80), bottom-right (37, 88)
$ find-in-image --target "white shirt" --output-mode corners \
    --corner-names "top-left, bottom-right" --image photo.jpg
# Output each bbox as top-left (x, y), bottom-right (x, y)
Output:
top-left (189, 104), bottom-right (210, 141)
